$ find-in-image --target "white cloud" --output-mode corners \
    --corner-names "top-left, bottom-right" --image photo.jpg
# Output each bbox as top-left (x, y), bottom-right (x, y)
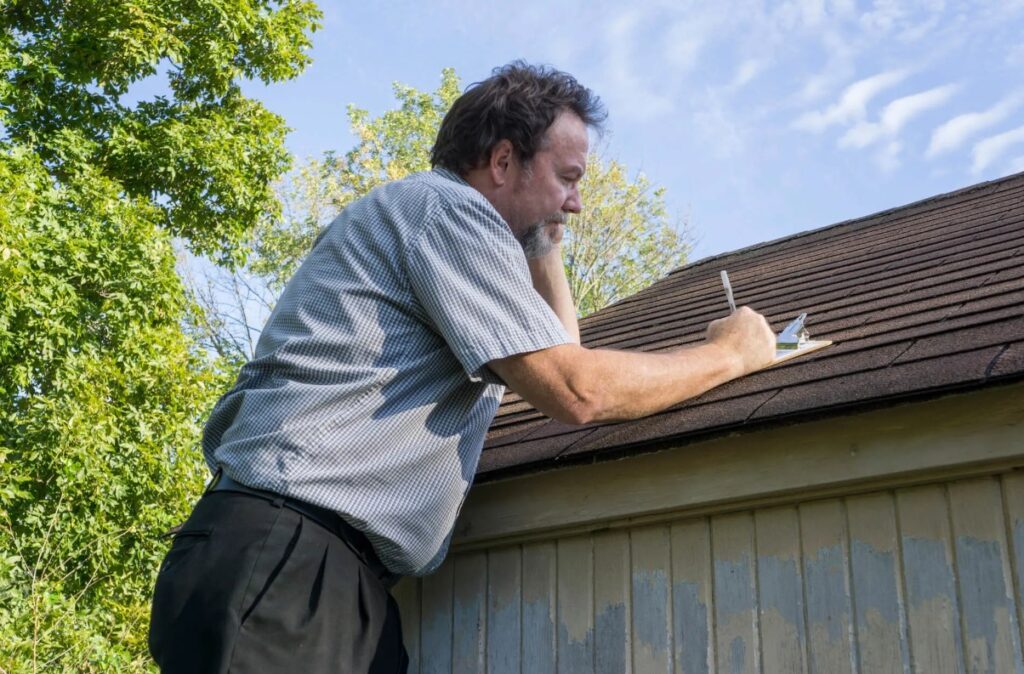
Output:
top-left (730, 59), bottom-right (764, 90)
top-left (839, 83), bottom-right (958, 148)
top-left (692, 91), bottom-right (746, 158)
top-left (859, 0), bottom-right (946, 37)
top-left (601, 9), bottom-right (675, 121)
top-left (1008, 43), bottom-right (1024, 67)
top-left (859, 0), bottom-right (908, 33)
top-left (802, 0), bottom-right (827, 25)
top-left (927, 93), bottom-right (1024, 157)
top-left (972, 125), bottom-right (1024, 173)
top-left (662, 20), bottom-right (706, 72)
top-left (828, 0), bottom-right (858, 17)
top-left (876, 140), bottom-right (903, 172)
top-left (777, 0), bottom-right (827, 29)
top-left (897, 14), bottom-right (941, 42)
top-left (794, 27), bottom-right (861, 104)
top-left (881, 83), bottom-right (958, 128)
top-left (1011, 156), bottom-right (1024, 173)
top-left (794, 68), bottom-right (909, 132)
top-left (659, 5), bottom-right (741, 75)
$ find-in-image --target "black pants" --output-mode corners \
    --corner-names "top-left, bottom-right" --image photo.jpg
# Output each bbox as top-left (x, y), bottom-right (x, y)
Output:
top-left (149, 491), bottom-right (408, 673)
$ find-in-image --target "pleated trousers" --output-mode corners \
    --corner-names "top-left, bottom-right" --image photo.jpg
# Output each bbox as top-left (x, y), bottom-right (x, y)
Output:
top-left (149, 491), bottom-right (408, 673)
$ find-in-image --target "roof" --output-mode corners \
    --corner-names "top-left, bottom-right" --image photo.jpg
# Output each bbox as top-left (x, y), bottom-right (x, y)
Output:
top-left (479, 171), bottom-right (1024, 481)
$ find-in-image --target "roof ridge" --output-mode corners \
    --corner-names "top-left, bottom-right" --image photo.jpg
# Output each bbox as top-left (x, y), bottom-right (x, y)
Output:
top-left (671, 170), bottom-right (1024, 276)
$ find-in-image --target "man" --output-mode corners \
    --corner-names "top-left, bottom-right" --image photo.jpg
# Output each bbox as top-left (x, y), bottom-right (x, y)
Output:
top-left (149, 62), bottom-right (775, 673)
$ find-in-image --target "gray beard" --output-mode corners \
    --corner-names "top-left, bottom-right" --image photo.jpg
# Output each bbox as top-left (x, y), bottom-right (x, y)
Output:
top-left (519, 222), bottom-right (555, 259)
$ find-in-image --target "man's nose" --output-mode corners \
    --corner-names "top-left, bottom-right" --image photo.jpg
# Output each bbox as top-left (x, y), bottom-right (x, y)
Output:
top-left (563, 185), bottom-right (582, 214)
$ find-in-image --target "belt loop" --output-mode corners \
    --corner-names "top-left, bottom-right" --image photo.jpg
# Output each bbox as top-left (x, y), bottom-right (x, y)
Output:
top-left (271, 496), bottom-right (284, 508)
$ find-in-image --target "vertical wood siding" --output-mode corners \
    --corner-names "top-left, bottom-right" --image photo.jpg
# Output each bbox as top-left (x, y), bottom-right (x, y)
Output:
top-left (396, 473), bottom-right (1024, 673)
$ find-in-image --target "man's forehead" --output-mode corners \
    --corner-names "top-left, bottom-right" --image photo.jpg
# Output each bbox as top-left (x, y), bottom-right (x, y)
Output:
top-left (553, 111), bottom-right (588, 138)
top-left (541, 114), bottom-right (588, 157)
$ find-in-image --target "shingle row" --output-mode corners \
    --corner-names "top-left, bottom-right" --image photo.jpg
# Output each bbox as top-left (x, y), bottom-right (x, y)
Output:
top-left (481, 173), bottom-right (1024, 480)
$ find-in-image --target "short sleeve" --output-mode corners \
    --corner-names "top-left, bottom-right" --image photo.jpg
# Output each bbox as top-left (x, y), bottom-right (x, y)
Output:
top-left (405, 195), bottom-right (572, 384)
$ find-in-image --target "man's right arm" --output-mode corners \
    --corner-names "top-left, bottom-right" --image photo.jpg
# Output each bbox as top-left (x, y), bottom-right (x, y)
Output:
top-left (487, 306), bottom-right (776, 425)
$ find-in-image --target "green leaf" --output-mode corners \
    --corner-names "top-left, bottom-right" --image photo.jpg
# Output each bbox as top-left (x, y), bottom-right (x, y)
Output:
top-left (0, 1), bottom-right (319, 669)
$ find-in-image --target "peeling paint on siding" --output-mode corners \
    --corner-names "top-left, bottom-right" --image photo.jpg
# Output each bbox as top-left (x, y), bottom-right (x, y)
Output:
top-left (713, 514), bottom-right (759, 674)
top-left (523, 599), bottom-right (555, 673)
top-left (803, 544), bottom-right (850, 644)
top-left (594, 530), bottom-right (630, 674)
top-left (523, 542), bottom-right (557, 673)
top-left (595, 603), bottom-right (628, 674)
top-left (956, 536), bottom-right (1024, 674)
top-left (849, 538), bottom-right (909, 674)
top-left (851, 541), bottom-right (900, 626)
top-left (714, 557), bottom-right (756, 618)
top-left (757, 553), bottom-right (807, 673)
top-left (633, 569), bottom-right (671, 658)
top-left (420, 561), bottom-right (453, 674)
top-left (557, 535), bottom-right (593, 673)
top-left (421, 609), bottom-right (452, 674)
top-left (408, 473), bottom-right (1024, 673)
top-left (556, 623), bottom-right (593, 674)
top-left (673, 581), bottom-right (710, 674)
top-left (452, 595), bottom-right (482, 672)
top-left (487, 603), bottom-right (519, 674)
top-left (729, 635), bottom-right (747, 674)
top-left (904, 537), bottom-right (959, 608)
top-left (902, 534), bottom-right (967, 674)
top-left (758, 555), bottom-right (806, 632)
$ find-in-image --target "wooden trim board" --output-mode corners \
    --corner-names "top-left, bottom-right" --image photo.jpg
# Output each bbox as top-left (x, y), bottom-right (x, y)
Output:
top-left (453, 381), bottom-right (1024, 550)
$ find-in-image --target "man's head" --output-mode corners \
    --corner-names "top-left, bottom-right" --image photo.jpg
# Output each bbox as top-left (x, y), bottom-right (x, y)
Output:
top-left (431, 62), bottom-right (606, 256)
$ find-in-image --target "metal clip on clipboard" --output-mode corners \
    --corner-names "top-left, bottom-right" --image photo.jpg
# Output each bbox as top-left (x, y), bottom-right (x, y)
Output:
top-left (772, 312), bottom-right (831, 364)
top-left (776, 312), bottom-right (810, 351)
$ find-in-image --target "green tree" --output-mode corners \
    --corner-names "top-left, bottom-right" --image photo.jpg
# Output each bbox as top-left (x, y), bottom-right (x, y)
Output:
top-left (0, 1), bottom-right (321, 671)
top-left (563, 157), bottom-right (691, 316)
top-left (190, 68), bottom-right (690, 362)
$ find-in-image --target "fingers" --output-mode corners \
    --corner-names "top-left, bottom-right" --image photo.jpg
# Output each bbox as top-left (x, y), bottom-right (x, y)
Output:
top-left (705, 306), bottom-right (776, 373)
top-left (545, 222), bottom-right (565, 245)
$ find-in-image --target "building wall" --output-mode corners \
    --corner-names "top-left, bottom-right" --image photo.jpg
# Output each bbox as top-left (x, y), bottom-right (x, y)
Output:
top-left (396, 471), bottom-right (1024, 673)
top-left (396, 384), bottom-right (1024, 673)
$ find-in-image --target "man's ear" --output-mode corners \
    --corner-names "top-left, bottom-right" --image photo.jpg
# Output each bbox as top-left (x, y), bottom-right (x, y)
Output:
top-left (489, 140), bottom-right (514, 187)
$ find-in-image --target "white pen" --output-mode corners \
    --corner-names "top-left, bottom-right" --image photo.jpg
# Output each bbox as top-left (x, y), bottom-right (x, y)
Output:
top-left (720, 270), bottom-right (737, 314)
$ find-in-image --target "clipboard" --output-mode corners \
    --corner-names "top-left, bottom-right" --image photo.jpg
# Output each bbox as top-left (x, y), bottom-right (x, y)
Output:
top-left (770, 339), bottom-right (833, 366)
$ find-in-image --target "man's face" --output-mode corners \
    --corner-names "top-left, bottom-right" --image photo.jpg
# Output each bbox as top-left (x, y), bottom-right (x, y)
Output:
top-left (504, 111), bottom-right (589, 256)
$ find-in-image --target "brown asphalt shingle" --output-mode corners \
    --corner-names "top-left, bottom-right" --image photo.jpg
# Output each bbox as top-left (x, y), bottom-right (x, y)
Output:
top-left (479, 172), bottom-right (1024, 481)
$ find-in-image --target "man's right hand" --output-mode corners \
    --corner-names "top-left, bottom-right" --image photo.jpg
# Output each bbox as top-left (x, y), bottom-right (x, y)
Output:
top-left (704, 306), bottom-right (776, 375)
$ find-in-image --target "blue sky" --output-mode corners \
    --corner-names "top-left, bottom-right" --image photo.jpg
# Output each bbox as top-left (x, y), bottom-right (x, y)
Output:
top-left (243, 0), bottom-right (1024, 261)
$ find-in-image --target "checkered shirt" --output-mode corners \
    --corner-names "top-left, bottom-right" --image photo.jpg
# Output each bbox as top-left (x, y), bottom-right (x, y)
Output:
top-left (202, 168), bottom-right (571, 575)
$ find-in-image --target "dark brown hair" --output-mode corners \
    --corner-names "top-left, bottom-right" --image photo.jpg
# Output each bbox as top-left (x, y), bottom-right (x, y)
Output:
top-left (430, 61), bottom-right (606, 174)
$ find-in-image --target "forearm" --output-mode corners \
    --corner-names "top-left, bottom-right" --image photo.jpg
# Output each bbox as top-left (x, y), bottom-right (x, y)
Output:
top-left (493, 340), bottom-right (747, 426)
top-left (567, 343), bottom-right (745, 422)
top-left (490, 307), bottom-right (775, 426)
top-left (527, 245), bottom-right (580, 343)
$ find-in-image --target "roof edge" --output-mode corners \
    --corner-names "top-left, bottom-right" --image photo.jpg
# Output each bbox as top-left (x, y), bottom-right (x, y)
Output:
top-left (478, 373), bottom-right (1024, 484)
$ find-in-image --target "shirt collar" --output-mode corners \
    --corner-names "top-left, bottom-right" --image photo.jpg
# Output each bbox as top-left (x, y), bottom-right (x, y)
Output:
top-left (432, 166), bottom-right (470, 186)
